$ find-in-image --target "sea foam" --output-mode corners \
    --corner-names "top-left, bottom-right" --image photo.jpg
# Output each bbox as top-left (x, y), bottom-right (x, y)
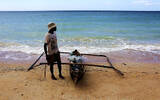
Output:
top-left (0, 43), bottom-right (160, 55)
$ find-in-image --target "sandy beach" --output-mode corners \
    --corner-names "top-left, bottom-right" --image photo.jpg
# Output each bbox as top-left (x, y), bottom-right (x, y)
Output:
top-left (0, 49), bottom-right (160, 100)
top-left (1, 9), bottom-right (160, 100)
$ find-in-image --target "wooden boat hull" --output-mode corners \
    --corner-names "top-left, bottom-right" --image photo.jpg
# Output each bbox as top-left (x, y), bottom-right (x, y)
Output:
top-left (70, 64), bottom-right (85, 84)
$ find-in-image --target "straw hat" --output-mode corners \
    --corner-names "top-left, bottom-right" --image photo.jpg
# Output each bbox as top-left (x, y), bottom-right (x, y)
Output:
top-left (48, 22), bottom-right (56, 30)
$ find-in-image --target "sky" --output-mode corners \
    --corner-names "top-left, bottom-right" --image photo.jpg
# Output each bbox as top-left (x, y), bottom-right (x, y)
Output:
top-left (0, 0), bottom-right (160, 11)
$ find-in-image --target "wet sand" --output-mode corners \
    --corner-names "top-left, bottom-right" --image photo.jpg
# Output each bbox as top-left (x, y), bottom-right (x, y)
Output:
top-left (0, 49), bottom-right (160, 100)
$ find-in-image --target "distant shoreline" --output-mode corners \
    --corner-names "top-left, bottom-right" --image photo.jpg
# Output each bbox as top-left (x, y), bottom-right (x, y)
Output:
top-left (0, 10), bottom-right (160, 12)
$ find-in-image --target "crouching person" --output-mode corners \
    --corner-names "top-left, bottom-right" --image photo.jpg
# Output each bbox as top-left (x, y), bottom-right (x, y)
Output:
top-left (44, 22), bottom-right (64, 80)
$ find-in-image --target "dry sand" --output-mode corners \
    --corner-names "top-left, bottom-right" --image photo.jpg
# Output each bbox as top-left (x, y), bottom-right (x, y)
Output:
top-left (0, 62), bottom-right (160, 100)
top-left (0, 49), bottom-right (160, 100)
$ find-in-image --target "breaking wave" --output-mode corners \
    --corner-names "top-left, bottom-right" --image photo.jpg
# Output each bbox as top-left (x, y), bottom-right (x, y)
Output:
top-left (0, 41), bottom-right (160, 55)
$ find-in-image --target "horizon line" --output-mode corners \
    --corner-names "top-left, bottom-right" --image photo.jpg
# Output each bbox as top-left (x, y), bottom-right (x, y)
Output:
top-left (0, 10), bottom-right (160, 12)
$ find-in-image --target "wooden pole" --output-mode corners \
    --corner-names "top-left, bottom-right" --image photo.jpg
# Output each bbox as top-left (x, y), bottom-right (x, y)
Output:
top-left (60, 51), bottom-right (124, 76)
top-left (44, 64), bottom-right (47, 80)
top-left (28, 52), bottom-right (44, 71)
top-left (106, 56), bottom-right (124, 76)
top-left (60, 51), bottom-right (106, 57)
top-left (29, 51), bottom-right (124, 76)
top-left (38, 62), bottom-right (112, 68)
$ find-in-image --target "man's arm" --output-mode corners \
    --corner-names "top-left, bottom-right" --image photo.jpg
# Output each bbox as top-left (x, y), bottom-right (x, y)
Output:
top-left (44, 43), bottom-right (48, 56)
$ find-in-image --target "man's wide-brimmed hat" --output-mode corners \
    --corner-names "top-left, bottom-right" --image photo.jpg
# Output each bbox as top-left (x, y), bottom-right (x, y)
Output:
top-left (48, 22), bottom-right (56, 30)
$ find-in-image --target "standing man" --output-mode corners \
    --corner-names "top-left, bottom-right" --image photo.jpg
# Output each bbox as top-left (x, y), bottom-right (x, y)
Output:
top-left (44, 22), bottom-right (64, 80)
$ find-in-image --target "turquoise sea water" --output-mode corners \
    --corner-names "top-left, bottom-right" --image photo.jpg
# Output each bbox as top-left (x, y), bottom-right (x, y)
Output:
top-left (0, 11), bottom-right (160, 54)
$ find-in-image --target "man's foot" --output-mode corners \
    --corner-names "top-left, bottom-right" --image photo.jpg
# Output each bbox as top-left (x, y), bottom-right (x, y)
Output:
top-left (51, 75), bottom-right (57, 80)
top-left (59, 75), bottom-right (65, 79)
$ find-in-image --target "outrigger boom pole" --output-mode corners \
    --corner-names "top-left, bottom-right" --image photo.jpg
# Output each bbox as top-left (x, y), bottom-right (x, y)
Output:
top-left (35, 62), bottom-right (113, 68)
top-left (60, 51), bottom-right (106, 57)
top-left (60, 52), bottom-right (124, 76)
top-left (28, 51), bottom-right (124, 76)
top-left (33, 62), bottom-right (123, 76)
top-left (28, 52), bottom-right (44, 71)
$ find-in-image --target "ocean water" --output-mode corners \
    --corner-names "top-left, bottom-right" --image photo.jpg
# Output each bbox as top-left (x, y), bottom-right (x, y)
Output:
top-left (0, 11), bottom-right (160, 54)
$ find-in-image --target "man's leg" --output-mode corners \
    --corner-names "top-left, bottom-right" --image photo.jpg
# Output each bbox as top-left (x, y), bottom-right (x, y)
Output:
top-left (50, 63), bottom-right (57, 80)
top-left (57, 52), bottom-right (64, 79)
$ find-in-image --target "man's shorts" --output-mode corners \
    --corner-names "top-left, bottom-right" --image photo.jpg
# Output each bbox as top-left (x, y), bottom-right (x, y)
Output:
top-left (47, 52), bottom-right (61, 64)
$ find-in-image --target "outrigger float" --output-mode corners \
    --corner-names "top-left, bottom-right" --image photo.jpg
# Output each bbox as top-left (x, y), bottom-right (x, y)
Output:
top-left (28, 50), bottom-right (124, 84)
